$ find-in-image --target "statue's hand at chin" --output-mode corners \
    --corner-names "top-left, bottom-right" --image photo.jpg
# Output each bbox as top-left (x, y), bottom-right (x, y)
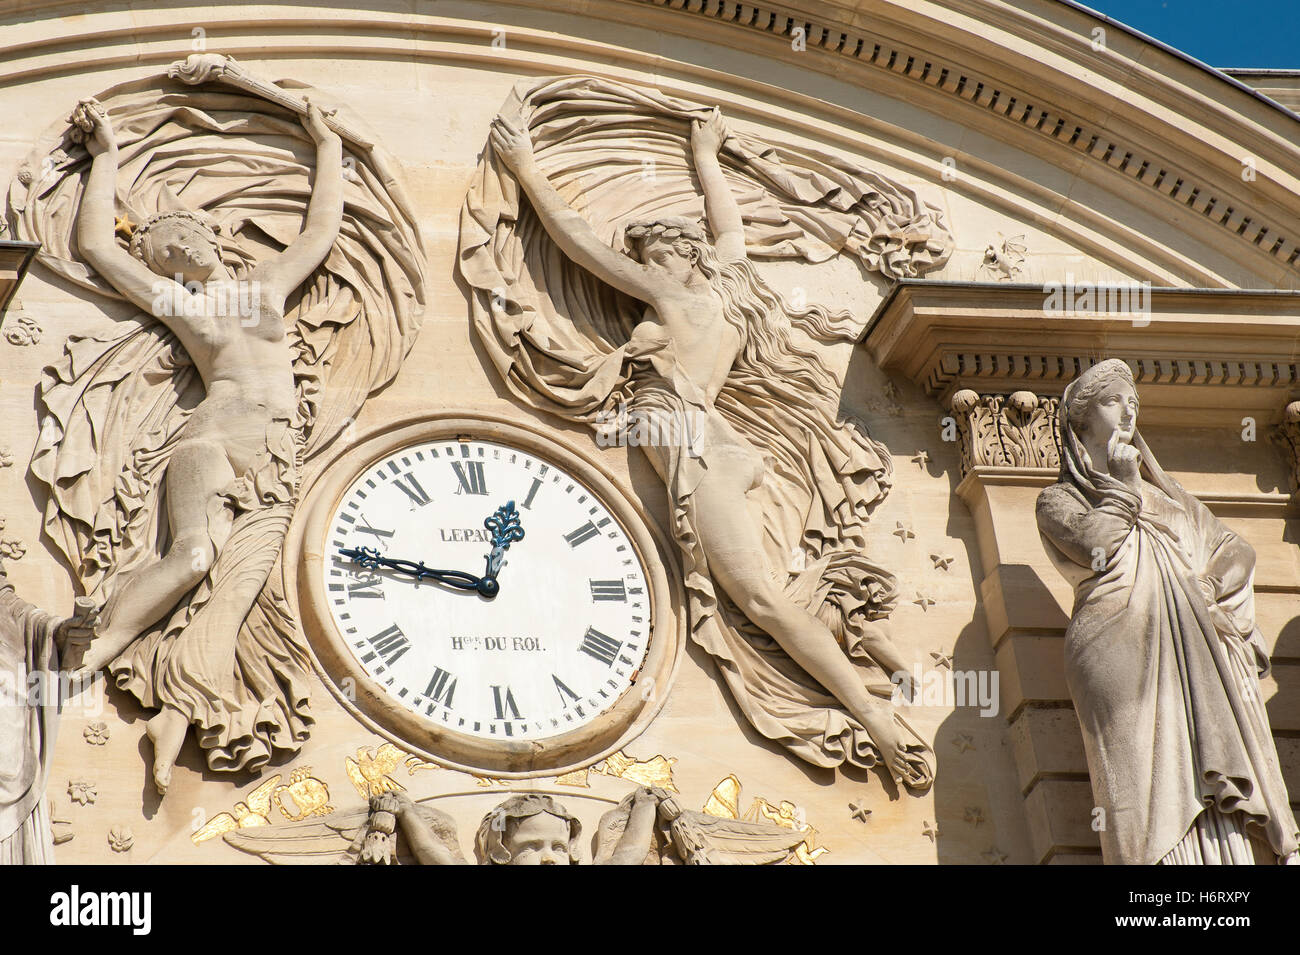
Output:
top-left (1107, 428), bottom-right (1142, 491)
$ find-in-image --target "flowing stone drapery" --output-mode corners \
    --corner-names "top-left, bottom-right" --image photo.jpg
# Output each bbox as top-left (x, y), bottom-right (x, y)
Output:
top-left (0, 572), bottom-right (60, 864)
top-left (460, 76), bottom-right (952, 779)
top-left (8, 65), bottom-right (426, 774)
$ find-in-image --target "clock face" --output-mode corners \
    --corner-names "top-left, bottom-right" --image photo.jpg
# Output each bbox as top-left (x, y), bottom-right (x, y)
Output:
top-left (321, 437), bottom-right (653, 744)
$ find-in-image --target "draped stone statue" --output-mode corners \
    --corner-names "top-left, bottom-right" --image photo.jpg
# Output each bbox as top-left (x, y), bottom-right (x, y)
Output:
top-left (1036, 359), bottom-right (1300, 864)
top-left (7, 55), bottom-right (426, 795)
top-left (0, 565), bottom-right (94, 864)
top-left (458, 77), bottom-right (954, 788)
top-left (223, 788), bottom-right (811, 865)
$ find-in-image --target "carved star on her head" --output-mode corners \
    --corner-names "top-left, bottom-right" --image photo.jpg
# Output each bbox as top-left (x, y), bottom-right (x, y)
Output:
top-left (930, 553), bottom-right (954, 571)
top-left (113, 213), bottom-right (137, 239)
top-left (952, 732), bottom-right (975, 753)
top-left (982, 846), bottom-right (1008, 865)
top-left (963, 806), bottom-right (985, 826)
top-left (892, 521), bottom-right (915, 542)
top-left (913, 592), bottom-right (935, 612)
top-left (911, 450), bottom-right (930, 470)
top-left (921, 820), bottom-right (939, 842)
top-left (930, 649), bottom-right (953, 669)
top-left (848, 800), bottom-right (872, 823)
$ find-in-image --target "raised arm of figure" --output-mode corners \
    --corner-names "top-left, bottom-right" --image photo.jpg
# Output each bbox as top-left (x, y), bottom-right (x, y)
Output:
top-left (690, 109), bottom-right (747, 265)
top-left (599, 787), bottom-right (661, 866)
top-left (488, 113), bottom-right (664, 306)
top-left (74, 100), bottom-right (209, 334)
top-left (253, 101), bottom-right (344, 306)
top-left (392, 793), bottom-right (469, 865)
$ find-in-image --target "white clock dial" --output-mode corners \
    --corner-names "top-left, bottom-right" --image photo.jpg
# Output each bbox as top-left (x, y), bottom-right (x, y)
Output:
top-left (322, 438), bottom-right (652, 742)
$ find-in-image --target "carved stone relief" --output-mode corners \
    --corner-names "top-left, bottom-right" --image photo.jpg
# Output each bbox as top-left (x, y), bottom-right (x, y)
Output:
top-left (977, 233), bottom-right (1027, 281)
top-left (458, 75), bottom-right (954, 790)
top-left (225, 786), bottom-right (813, 865)
top-left (0, 570), bottom-right (94, 864)
top-left (3, 313), bottom-right (41, 346)
top-left (0, 517), bottom-right (24, 562)
top-left (7, 53), bottom-right (426, 797)
top-left (1272, 399), bottom-right (1300, 492)
top-left (948, 389), bottom-right (1062, 478)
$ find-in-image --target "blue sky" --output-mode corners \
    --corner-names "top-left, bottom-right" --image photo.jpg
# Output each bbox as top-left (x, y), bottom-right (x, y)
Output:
top-left (1081, 1), bottom-right (1299, 69)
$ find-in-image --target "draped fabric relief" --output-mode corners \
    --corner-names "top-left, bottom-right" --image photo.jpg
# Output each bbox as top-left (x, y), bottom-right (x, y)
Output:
top-left (460, 76), bottom-right (953, 777)
top-left (8, 70), bottom-right (425, 773)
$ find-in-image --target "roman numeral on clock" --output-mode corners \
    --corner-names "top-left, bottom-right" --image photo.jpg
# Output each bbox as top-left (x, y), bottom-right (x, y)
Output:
top-left (589, 579), bottom-right (627, 602)
top-left (451, 460), bottom-right (488, 495)
top-left (424, 667), bottom-right (457, 707)
top-left (392, 472), bottom-right (431, 507)
top-left (578, 626), bottom-right (623, 667)
top-left (552, 674), bottom-right (580, 706)
top-left (564, 521), bottom-right (600, 548)
top-left (521, 477), bottom-right (543, 510)
top-left (491, 684), bottom-right (522, 720)
top-left (346, 574), bottom-right (384, 599)
top-left (362, 624), bottom-right (410, 667)
top-left (354, 517), bottom-right (394, 541)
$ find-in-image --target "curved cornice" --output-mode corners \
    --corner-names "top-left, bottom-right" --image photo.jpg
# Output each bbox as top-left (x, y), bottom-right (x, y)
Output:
top-left (620, 0), bottom-right (1300, 282)
top-left (2, 0), bottom-right (1297, 287)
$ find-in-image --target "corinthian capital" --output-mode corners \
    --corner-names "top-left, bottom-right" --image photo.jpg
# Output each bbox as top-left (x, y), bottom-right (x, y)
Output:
top-left (947, 389), bottom-right (1061, 478)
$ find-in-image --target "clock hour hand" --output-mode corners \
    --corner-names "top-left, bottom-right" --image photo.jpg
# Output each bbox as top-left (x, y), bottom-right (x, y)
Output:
top-left (338, 547), bottom-right (489, 594)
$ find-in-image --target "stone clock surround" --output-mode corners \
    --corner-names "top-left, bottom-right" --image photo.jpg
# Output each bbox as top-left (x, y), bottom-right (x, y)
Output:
top-left (287, 411), bottom-right (686, 778)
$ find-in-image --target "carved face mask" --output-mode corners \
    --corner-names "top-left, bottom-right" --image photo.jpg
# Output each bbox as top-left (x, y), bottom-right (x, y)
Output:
top-left (503, 812), bottom-right (573, 865)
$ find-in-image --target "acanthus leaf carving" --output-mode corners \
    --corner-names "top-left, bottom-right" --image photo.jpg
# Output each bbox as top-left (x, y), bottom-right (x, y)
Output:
top-left (948, 389), bottom-right (1061, 478)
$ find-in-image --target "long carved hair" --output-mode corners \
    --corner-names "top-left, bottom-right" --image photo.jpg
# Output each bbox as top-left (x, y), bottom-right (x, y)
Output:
top-left (627, 218), bottom-right (857, 395)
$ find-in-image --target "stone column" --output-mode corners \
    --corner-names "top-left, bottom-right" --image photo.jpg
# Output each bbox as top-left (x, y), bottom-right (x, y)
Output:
top-left (948, 389), bottom-right (1100, 863)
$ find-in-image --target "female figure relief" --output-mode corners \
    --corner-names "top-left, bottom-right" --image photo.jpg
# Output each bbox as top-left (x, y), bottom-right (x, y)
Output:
top-left (488, 110), bottom-right (925, 785)
top-left (1036, 359), bottom-right (1299, 863)
top-left (71, 99), bottom-right (343, 794)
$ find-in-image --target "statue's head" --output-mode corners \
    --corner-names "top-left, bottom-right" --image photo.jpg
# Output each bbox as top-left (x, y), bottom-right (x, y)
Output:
top-left (474, 794), bottom-right (582, 865)
top-left (1064, 358), bottom-right (1138, 446)
top-left (129, 210), bottom-right (223, 283)
top-left (624, 217), bottom-right (706, 283)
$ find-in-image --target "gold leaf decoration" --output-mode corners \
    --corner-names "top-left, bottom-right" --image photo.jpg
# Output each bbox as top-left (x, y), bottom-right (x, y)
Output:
top-left (344, 743), bottom-right (409, 798)
top-left (702, 774), bottom-right (828, 865)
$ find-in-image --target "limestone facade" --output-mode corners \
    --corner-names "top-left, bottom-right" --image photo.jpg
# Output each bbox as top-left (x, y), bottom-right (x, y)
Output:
top-left (1, 0), bottom-right (1297, 865)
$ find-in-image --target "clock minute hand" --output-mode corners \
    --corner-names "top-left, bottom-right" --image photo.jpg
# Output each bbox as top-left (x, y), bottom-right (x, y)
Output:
top-left (338, 547), bottom-right (484, 593)
top-left (479, 500), bottom-right (526, 595)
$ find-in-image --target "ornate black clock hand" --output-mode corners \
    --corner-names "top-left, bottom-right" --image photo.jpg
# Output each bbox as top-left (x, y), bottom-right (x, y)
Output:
top-left (338, 501), bottom-right (525, 599)
top-left (479, 500), bottom-right (526, 596)
top-left (337, 547), bottom-right (487, 593)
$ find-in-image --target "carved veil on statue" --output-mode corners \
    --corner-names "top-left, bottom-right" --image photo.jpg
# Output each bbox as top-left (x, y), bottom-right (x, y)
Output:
top-left (459, 76), bottom-right (952, 786)
top-left (7, 55), bottom-right (426, 793)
